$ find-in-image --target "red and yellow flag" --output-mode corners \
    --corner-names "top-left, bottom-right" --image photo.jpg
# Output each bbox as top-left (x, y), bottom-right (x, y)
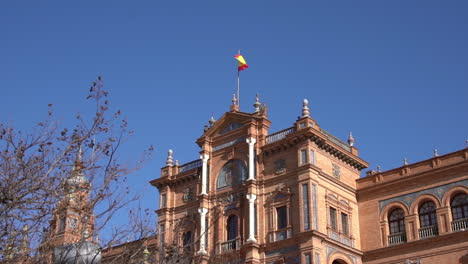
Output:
top-left (234, 54), bottom-right (248, 71)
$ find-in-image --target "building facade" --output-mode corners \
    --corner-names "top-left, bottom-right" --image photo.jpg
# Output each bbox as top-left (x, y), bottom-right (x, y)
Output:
top-left (151, 97), bottom-right (467, 264)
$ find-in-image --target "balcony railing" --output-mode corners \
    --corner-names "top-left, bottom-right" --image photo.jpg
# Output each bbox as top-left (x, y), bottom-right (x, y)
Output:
top-left (388, 232), bottom-right (407, 246)
top-left (451, 218), bottom-right (468, 232)
top-left (268, 227), bottom-right (292, 242)
top-left (220, 238), bottom-right (241, 253)
top-left (328, 229), bottom-right (354, 247)
top-left (179, 159), bottom-right (202, 173)
top-left (265, 127), bottom-right (296, 144)
top-left (418, 225), bottom-right (438, 239)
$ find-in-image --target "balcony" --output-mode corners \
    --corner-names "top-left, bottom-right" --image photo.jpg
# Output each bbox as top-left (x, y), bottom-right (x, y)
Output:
top-left (268, 227), bottom-right (292, 242)
top-left (219, 238), bottom-right (241, 253)
top-left (388, 232), bottom-right (407, 246)
top-left (265, 127), bottom-right (296, 144)
top-left (328, 229), bottom-right (354, 247)
top-left (418, 225), bottom-right (438, 239)
top-left (451, 218), bottom-right (468, 232)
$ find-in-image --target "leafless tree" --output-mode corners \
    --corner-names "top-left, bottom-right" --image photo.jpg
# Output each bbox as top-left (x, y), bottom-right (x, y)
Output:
top-left (0, 77), bottom-right (155, 263)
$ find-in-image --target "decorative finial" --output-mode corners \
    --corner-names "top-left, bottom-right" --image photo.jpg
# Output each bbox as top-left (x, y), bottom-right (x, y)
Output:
top-left (302, 99), bottom-right (310, 117)
top-left (403, 158), bottom-right (408, 165)
top-left (166, 149), bottom-right (173, 166)
top-left (230, 94), bottom-right (239, 111)
top-left (433, 149), bottom-right (439, 157)
top-left (347, 131), bottom-right (355, 147)
top-left (253, 94), bottom-right (261, 113)
top-left (175, 160), bottom-right (179, 166)
top-left (203, 124), bottom-right (209, 132)
top-left (465, 140), bottom-right (468, 148)
top-left (209, 114), bottom-right (216, 126)
top-left (377, 165), bottom-right (381, 172)
top-left (232, 93), bottom-right (238, 105)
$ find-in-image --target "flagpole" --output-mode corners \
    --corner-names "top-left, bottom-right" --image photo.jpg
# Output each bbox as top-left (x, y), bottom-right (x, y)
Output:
top-left (237, 69), bottom-right (240, 108)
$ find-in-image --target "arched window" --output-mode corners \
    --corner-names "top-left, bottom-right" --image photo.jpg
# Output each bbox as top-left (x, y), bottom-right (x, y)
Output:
top-left (451, 193), bottom-right (468, 232)
top-left (388, 208), bottom-right (406, 245)
top-left (388, 208), bottom-right (405, 234)
top-left (451, 193), bottom-right (468, 220)
top-left (227, 215), bottom-right (238, 241)
top-left (217, 160), bottom-right (247, 189)
top-left (419, 201), bottom-right (437, 228)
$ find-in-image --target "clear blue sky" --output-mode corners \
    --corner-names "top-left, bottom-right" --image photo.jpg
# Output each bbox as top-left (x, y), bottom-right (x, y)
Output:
top-left (1, 0), bottom-right (467, 232)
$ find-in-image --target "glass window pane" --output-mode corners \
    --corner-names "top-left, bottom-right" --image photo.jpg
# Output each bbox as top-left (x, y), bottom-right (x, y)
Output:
top-left (330, 207), bottom-right (337, 230)
top-left (301, 149), bottom-right (308, 165)
top-left (303, 184), bottom-right (310, 230)
top-left (277, 206), bottom-right (288, 229)
top-left (341, 213), bottom-right (349, 236)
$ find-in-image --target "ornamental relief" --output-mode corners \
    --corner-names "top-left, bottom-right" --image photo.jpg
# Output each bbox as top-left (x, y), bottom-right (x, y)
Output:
top-left (182, 188), bottom-right (194, 202)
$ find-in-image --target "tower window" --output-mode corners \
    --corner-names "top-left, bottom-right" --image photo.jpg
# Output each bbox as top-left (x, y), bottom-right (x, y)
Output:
top-left (302, 184), bottom-right (310, 230)
top-left (160, 194), bottom-right (167, 208)
top-left (329, 207), bottom-right (337, 230)
top-left (341, 212), bottom-right (349, 236)
top-left (277, 206), bottom-right (288, 229)
top-left (300, 149), bottom-right (308, 165)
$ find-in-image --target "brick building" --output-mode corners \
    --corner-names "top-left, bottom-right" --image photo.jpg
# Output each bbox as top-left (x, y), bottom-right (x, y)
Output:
top-left (151, 96), bottom-right (468, 264)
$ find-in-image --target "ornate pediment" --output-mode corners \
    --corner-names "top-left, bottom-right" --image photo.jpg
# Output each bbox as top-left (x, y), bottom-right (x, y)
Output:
top-left (266, 184), bottom-right (292, 205)
top-left (219, 122), bottom-right (244, 135)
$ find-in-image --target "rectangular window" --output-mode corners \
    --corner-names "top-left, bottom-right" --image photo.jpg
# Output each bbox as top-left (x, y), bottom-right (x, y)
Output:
top-left (304, 253), bottom-right (312, 264)
top-left (315, 253), bottom-right (321, 264)
top-left (300, 149), bottom-right (308, 165)
top-left (302, 184), bottom-right (310, 230)
top-left (310, 150), bottom-right (315, 165)
top-left (277, 206), bottom-right (288, 229)
top-left (160, 194), bottom-right (167, 208)
top-left (59, 217), bottom-right (66, 232)
top-left (341, 212), bottom-right (349, 236)
top-left (330, 207), bottom-right (337, 230)
top-left (159, 224), bottom-right (165, 246)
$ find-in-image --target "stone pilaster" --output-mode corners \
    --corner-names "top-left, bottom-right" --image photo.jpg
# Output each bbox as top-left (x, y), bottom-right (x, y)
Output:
top-left (246, 138), bottom-right (256, 181)
top-left (246, 193), bottom-right (257, 243)
top-left (200, 154), bottom-right (209, 195)
top-left (197, 208), bottom-right (208, 255)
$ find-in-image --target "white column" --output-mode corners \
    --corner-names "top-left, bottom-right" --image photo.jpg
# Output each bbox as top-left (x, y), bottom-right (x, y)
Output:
top-left (246, 138), bottom-right (256, 181)
top-left (197, 207), bottom-right (208, 255)
top-left (200, 154), bottom-right (209, 195)
top-left (246, 193), bottom-right (257, 243)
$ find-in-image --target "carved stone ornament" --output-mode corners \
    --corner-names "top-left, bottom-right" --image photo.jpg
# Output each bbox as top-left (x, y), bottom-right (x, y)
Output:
top-left (182, 188), bottom-right (194, 202)
top-left (274, 159), bottom-right (287, 174)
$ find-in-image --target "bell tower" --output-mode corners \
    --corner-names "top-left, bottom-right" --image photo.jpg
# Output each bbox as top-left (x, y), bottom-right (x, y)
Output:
top-left (41, 147), bottom-right (98, 263)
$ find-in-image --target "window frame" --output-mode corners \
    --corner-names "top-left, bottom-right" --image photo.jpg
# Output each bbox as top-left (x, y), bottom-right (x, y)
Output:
top-left (388, 208), bottom-right (406, 235)
top-left (329, 207), bottom-right (337, 231)
top-left (451, 193), bottom-right (468, 220)
top-left (418, 201), bottom-right (437, 228)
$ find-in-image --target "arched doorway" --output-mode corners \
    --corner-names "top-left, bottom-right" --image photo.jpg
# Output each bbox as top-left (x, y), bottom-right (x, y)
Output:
top-left (332, 259), bottom-right (348, 264)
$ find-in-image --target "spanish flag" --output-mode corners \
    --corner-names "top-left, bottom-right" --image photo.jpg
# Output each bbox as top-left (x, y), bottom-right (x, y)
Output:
top-left (234, 54), bottom-right (248, 71)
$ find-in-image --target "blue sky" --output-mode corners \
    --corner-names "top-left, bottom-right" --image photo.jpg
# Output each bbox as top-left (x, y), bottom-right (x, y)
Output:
top-left (1, 0), bottom-right (467, 232)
